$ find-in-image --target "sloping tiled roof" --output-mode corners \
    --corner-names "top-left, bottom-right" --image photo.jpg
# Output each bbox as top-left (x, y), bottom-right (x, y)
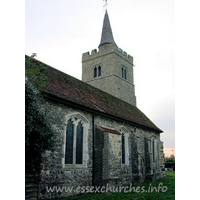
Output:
top-left (98, 126), bottom-right (121, 135)
top-left (25, 56), bottom-right (163, 133)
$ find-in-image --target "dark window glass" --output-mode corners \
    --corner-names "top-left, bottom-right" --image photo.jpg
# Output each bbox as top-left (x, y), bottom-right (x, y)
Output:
top-left (98, 66), bottom-right (101, 77)
top-left (122, 134), bottom-right (125, 164)
top-left (76, 122), bottom-right (83, 164)
top-left (153, 139), bottom-right (155, 162)
top-left (122, 68), bottom-right (127, 79)
top-left (94, 67), bottom-right (97, 78)
top-left (65, 119), bottom-right (74, 164)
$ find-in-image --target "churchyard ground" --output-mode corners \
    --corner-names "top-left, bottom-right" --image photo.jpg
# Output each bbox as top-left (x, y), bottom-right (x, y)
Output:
top-left (66, 171), bottom-right (175, 200)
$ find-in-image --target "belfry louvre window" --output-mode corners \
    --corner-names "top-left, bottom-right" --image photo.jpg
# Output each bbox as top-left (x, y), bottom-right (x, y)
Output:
top-left (65, 119), bottom-right (84, 164)
top-left (122, 67), bottom-right (127, 79)
top-left (94, 65), bottom-right (101, 78)
top-left (94, 67), bottom-right (97, 78)
top-left (122, 134), bottom-right (125, 164)
top-left (98, 66), bottom-right (101, 77)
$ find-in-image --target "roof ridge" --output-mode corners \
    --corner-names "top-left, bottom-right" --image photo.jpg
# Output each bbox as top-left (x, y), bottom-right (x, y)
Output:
top-left (25, 55), bottom-right (163, 133)
top-left (25, 55), bottom-right (137, 107)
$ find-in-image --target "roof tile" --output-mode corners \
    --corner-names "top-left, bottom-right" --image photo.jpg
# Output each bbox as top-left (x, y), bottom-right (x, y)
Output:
top-left (26, 55), bottom-right (163, 133)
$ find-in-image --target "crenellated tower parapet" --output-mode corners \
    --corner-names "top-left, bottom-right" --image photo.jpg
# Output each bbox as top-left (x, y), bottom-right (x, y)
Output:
top-left (82, 10), bottom-right (136, 106)
top-left (116, 47), bottom-right (133, 64)
top-left (82, 43), bottom-right (133, 65)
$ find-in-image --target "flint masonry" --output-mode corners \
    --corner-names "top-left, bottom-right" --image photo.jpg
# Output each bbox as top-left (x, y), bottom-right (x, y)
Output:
top-left (26, 9), bottom-right (165, 199)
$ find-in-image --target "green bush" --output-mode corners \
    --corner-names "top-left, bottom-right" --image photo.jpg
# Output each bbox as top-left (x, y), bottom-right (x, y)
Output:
top-left (25, 55), bottom-right (56, 173)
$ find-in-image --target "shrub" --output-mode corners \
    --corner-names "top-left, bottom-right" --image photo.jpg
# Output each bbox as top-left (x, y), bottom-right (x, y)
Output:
top-left (25, 55), bottom-right (56, 173)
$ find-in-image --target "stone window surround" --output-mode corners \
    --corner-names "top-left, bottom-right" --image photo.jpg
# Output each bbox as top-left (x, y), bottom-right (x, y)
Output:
top-left (136, 134), bottom-right (141, 154)
top-left (148, 135), bottom-right (158, 174)
top-left (147, 135), bottom-right (157, 153)
top-left (119, 126), bottom-right (129, 166)
top-left (147, 135), bottom-right (157, 154)
top-left (62, 113), bottom-right (90, 169)
top-left (122, 66), bottom-right (127, 80)
top-left (151, 136), bottom-right (158, 164)
top-left (94, 65), bottom-right (102, 78)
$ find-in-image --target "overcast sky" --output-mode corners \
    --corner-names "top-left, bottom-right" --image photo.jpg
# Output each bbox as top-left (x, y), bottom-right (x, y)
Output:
top-left (25, 0), bottom-right (175, 156)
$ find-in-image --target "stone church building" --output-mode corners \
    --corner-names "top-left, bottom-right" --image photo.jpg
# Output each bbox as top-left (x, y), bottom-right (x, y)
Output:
top-left (26, 10), bottom-right (165, 198)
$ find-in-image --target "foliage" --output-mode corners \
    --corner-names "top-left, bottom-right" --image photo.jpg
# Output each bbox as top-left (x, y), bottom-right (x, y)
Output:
top-left (66, 172), bottom-right (175, 200)
top-left (165, 155), bottom-right (175, 170)
top-left (25, 82), bottom-right (56, 173)
top-left (165, 155), bottom-right (175, 163)
top-left (25, 54), bottom-right (56, 173)
top-left (25, 54), bottom-right (48, 89)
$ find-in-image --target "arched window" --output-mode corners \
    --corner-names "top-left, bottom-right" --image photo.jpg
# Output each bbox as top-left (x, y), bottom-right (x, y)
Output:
top-left (120, 126), bottom-right (129, 165)
top-left (121, 134), bottom-right (125, 164)
top-left (149, 136), bottom-right (157, 164)
top-left (124, 69), bottom-right (127, 79)
top-left (94, 66), bottom-right (101, 78)
top-left (76, 121), bottom-right (83, 164)
top-left (64, 113), bottom-right (89, 167)
top-left (98, 66), bottom-right (101, 77)
top-left (153, 139), bottom-right (155, 162)
top-left (122, 67), bottom-right (127, 79)
top-left (65, 119), bottom-right (74, 164)
top-left (152, 138), bottom-right (157, 163)
top-left (94, 67), bottom-right (97, 78)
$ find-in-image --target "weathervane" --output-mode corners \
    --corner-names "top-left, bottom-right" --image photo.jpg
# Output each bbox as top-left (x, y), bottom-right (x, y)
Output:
top-left (103, 0), bottom-right (108, 11)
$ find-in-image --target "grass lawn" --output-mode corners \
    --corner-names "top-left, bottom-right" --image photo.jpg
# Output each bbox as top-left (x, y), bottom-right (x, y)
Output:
top-left (68, 172), bottom-right (175, 200)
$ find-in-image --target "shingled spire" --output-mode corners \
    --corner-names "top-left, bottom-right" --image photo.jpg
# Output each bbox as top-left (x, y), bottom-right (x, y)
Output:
top-left (99, 10), bottom-right (115, 47)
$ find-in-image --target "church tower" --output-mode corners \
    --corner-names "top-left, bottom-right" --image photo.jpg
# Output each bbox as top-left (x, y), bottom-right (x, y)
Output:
top-left (82, 10), bottom-right (136, 106)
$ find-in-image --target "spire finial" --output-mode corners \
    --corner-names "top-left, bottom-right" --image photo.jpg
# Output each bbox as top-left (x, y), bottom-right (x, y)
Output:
top-left (103, 0), bottom-right (108, 11)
